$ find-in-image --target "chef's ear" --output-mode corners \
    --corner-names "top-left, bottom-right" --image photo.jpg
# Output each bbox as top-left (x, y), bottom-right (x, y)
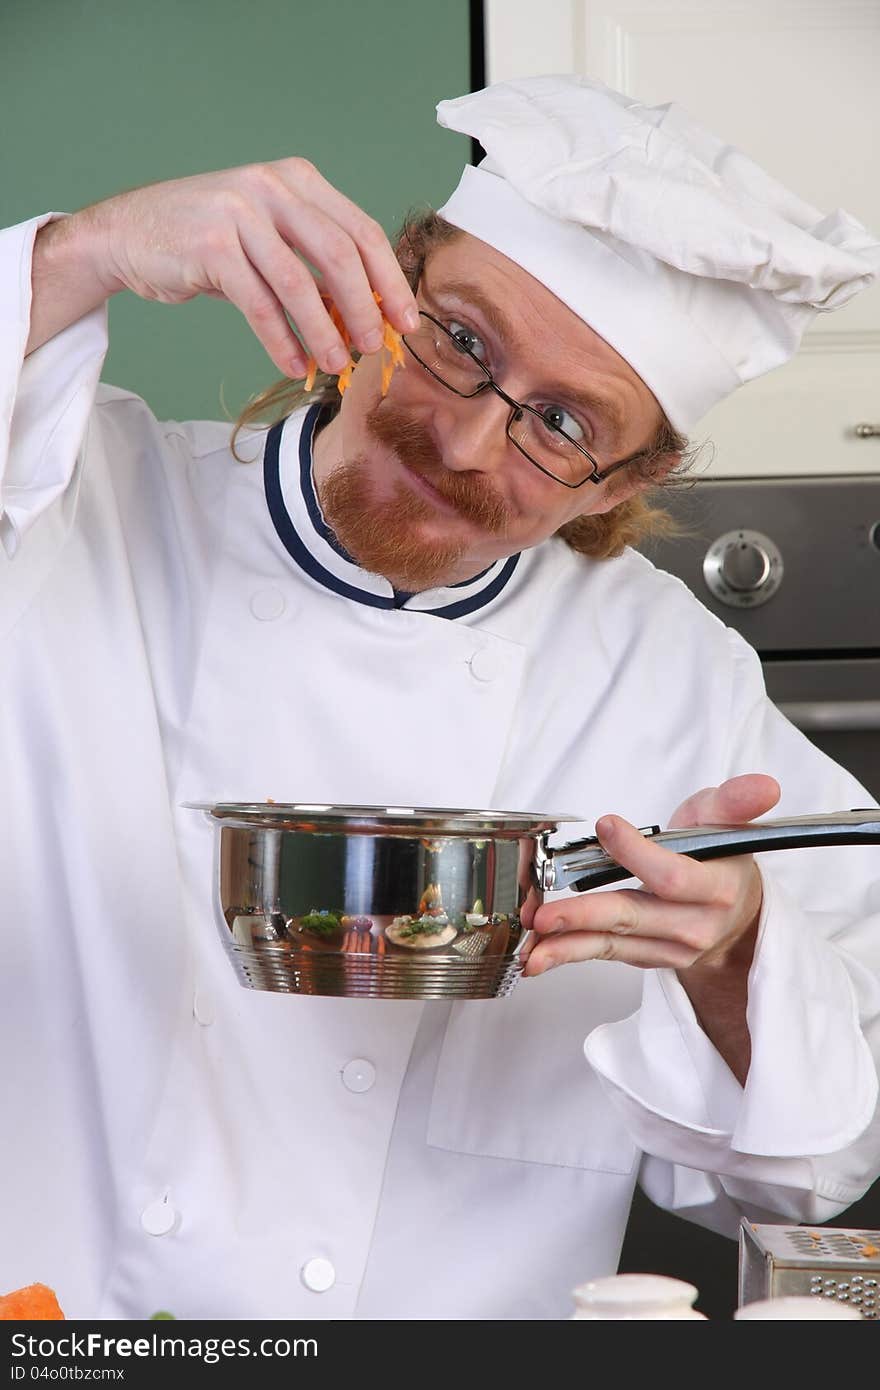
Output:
top-left (584, 448), bottom-right (683, 516)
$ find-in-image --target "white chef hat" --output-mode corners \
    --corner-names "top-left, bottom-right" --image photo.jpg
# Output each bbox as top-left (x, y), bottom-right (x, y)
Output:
top-left (435, 74), bottom-right (880, 433)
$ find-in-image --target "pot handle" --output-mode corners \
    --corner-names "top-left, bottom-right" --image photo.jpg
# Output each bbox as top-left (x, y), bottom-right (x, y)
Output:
top-left (542, 809), bottom-right (880, 894)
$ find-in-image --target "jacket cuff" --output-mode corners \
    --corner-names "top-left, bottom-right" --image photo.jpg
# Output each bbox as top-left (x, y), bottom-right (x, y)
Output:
top-left (0, 213), bottom-right (109, 557)
top-left (584, 869), bottom-right (879, 1162)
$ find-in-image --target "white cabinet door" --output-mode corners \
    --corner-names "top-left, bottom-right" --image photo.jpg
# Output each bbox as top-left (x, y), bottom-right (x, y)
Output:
top-left (484, 0), bottom-right (880, 476)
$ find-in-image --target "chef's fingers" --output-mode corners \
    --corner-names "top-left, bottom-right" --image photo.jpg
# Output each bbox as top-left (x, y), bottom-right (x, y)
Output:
top-left (569, 777), bottom-right (779, 913)
top-left (588, 814), bottom-right (721, 905)
top-left (519, 885), bottom-right (542, 931)
top-left (523, 923), bottom-right (699, 975)
top-left (237, 209), bottom-right (377, 369)
top-left (215, 247), bottom-right (310, 379)
top-left (669, 773), bottom-right (781, 831)
top-left (262, 158), bottom-right (420, 337)
top-left (531, 887), bottom-right (729, 950)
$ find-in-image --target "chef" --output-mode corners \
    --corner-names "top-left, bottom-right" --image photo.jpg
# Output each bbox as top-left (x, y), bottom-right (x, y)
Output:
top-left (3, 74), bottom-right (880, 1321)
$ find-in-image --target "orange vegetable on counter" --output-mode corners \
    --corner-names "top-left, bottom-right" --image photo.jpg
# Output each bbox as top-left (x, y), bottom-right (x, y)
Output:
top-left (0, 1283), bottom-right (65, 1320)
top-left (304, 292), bottom-right (405, 396)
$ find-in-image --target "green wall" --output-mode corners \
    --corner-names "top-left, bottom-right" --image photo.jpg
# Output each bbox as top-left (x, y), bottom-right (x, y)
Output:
top-left (1, 0), bottom-right (472, 422)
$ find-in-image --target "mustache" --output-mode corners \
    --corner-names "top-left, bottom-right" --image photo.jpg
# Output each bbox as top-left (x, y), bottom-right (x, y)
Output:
top-left (364, 401), bottom-right (512, 534)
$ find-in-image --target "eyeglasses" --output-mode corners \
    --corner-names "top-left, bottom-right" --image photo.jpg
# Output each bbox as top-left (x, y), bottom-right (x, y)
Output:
top-left (401, 310), bottom-right (613, 489)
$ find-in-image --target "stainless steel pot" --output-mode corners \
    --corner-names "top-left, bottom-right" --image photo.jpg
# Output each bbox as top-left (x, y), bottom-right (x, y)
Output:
top-left (186, 803), bottom-right (880, 1000)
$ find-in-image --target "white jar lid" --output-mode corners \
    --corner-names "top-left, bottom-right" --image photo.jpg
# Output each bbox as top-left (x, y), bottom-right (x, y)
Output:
top-left (573, 1273), bottom-right (700, 1311)
top-left (735, 1296), bottom-right (862, 1320)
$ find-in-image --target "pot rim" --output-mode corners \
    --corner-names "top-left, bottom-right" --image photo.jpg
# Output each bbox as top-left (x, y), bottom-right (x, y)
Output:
top-left (182, 801), bottom-right (582, 837)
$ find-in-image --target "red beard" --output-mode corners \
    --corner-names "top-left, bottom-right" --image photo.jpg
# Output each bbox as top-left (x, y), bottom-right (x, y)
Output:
top-left (317, 400), bottom-right (512, 592)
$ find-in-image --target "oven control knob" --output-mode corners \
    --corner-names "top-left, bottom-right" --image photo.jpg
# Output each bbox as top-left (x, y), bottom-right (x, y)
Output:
top-left (703, 530), bottom-right (783, 609)
top-left (720, 540), bottom-right (769, 591)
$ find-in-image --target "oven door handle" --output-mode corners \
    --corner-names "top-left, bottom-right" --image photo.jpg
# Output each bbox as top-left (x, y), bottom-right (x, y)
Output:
top-left (778, 700), bottom-right (880, 733)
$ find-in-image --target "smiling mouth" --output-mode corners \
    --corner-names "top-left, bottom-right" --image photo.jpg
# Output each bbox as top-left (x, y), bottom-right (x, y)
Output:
top-left (397, 458), bottom-right (463, 516)
top-left (364, 413), bottom-right (511, 536)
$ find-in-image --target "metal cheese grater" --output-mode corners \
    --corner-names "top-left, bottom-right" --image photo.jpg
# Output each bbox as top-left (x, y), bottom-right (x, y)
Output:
top-left (739, 1221), bottom-right (880, 1318)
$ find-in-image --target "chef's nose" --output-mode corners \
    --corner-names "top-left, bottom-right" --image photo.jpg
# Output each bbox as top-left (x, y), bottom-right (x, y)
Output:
top-left (433, 389), bottom-right (517, 474)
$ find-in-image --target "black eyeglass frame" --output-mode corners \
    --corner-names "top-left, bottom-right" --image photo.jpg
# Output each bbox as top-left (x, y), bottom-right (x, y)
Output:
top-left (402, 309), bottom-right (627, 490)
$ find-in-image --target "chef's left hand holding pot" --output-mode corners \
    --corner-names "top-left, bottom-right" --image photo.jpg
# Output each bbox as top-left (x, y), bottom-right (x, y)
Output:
top-left (521, 772), bottom-right (782, 1083)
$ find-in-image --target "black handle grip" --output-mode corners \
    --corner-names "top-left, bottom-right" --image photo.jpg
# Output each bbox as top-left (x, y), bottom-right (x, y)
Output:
top-left (545, 810), bottom-right (880, 894)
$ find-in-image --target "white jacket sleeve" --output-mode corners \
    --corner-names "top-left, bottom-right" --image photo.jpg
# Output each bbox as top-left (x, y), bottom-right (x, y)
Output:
top-left (0, 214), bottom-right (108, 560)
top-left (584, 630), bottom-right (880, 1228)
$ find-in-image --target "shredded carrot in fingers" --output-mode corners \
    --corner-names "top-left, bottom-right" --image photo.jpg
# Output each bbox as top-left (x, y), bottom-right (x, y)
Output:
top-left (303, 291), bottom-right (405, 398)
top-left (383, 316), bottom-right (406, 365)
top-left (328, 301), bottom-right (347, 336)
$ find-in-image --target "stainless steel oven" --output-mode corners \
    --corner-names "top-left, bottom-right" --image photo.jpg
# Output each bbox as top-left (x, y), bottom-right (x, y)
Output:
top-left (618, 473), bottom-right (880, 1317)
top-left (641, 474), bottom-right (880, 800)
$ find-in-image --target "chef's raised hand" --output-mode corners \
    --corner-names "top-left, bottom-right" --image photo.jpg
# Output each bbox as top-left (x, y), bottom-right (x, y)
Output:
top-left (27, 160), bottom-right (420, 369)
top-left (523, 773), bottom-right (781, 976)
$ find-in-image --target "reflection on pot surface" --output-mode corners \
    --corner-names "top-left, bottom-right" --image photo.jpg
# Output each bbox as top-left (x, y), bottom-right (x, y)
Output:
top-left (218, 823), bottom-right (526, 999)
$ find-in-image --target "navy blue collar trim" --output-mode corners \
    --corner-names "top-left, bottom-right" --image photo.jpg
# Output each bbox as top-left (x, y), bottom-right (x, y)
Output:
top-left (297, 406), bottom-right (410, 607)
top-left (263, 407), bottom-right (520, 618)
top-left (298, 405), bottom-right (357, 562)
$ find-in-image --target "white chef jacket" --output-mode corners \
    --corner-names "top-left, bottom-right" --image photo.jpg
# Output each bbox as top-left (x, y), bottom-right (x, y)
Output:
top-left (2, 213), bottom-right (880, 1322)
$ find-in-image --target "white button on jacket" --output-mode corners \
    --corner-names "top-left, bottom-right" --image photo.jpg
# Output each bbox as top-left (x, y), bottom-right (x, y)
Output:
top-left (300, 1258), bottom-right (336, 1294)
top-left (249, 588), bottom-right (286, 622)
top-left (341, 1059), bottom-right (376, 1094)
top-left (140, 1196), bottom-right (177, 1238)
top-left (468, 647), bottom-right (500, 683)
